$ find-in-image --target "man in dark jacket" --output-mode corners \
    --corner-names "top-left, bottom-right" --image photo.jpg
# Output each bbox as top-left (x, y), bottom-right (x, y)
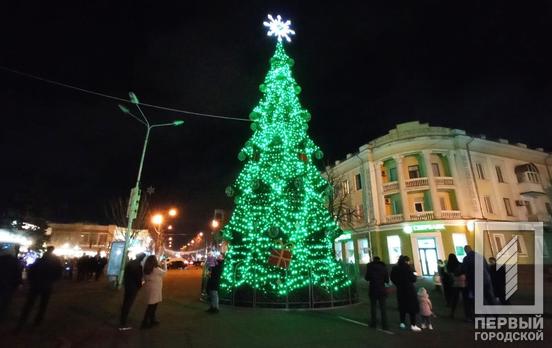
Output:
top-left (16, 246), bottom-right (62, 329)
top-left (0, 244), bottom-right (22, 321)
top-left (119, 253), bottom-right (146, 330)
top-left (206, 254), bottom-right (224, 314)
top-left (365, 256), bottom-right (389, 329)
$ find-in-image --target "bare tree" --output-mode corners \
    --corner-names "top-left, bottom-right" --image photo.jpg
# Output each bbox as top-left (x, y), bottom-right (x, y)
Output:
top-left (104, 194), bottom-right (151, 241)
top-left (323, 166), bottom-right (361, 230)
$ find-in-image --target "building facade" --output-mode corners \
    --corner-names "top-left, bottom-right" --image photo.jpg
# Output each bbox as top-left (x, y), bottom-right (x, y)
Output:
top-left (329, 121), bottom-right (552, 276)
top-left (48, 222), bottom-right (151, 257)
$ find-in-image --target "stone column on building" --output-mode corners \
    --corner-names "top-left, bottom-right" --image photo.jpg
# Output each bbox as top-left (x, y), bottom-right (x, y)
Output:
top-left (373, 160), bottom-right (387, 223)
top-left (393, 155), bottom-right (410, 221)
top-left (422, 150), bottom-right (442, 219)
top-left (446, 151), bottom-right (467, 217)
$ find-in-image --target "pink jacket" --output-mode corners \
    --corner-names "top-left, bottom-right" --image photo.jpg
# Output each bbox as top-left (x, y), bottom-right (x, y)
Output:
top-left (417, 289), bottom-right (432, 316)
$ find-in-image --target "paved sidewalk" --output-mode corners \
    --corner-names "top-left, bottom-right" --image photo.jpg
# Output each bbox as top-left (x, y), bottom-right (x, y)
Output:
top-left (1, 269), bottom-right (550, 348)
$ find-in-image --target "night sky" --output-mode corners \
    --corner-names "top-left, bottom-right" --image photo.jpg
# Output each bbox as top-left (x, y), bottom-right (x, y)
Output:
top-left (1, 1), bottom-right (552, 247)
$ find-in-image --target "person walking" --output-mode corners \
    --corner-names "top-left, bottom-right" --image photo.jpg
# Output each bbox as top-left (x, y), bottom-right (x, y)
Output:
top-left (364, 256), bottom-right (389, 330)
top-left (206, 254), bottom-right (224, 314)
top-left (462, 245), bottom-right (496, 320)
top-left (446, 253), bottom-right (467, 319)
top-left (438, 259), bottom-right (452, 307)
top-left (0, 244), bottom-right (22, 321)
top-left (119, 252), bottom-right (146, 330)
top-left (141, 255), bottom-right (167, 329)
top-left (390, 255), bottom-right (421, 332)
top-left (417, 287), bottom-right (434, 330)
top-left (16, 246), bottom-right (62, 330)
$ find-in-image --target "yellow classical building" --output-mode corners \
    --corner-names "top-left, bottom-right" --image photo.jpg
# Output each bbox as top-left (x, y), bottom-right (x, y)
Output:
top-left (329, 121), bottom-right (551, 276)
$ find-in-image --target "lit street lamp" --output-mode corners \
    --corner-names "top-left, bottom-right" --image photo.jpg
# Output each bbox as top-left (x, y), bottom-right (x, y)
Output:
top-left (116, 92), bottom-right (184, 288)
top-left (211, 219), bottom-right (220, 229)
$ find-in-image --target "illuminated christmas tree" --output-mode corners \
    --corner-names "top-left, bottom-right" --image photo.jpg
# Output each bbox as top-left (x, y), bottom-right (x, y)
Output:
top-left (221, 15), bottom-right (352, 304)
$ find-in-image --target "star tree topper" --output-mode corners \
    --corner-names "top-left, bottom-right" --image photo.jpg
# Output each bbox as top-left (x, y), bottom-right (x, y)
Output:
top-left (263, 14), bottom-right (295, 42)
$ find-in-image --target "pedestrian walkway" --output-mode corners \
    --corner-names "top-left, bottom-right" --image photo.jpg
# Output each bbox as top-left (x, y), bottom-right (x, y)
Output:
top-left (1, 269), bottom-right (550, 347)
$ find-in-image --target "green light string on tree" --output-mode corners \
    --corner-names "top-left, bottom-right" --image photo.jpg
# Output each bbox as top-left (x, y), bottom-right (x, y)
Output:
top-left (221, 14), bottom-right (351, 297)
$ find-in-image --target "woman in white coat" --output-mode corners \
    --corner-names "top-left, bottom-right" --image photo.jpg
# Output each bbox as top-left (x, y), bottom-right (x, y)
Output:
top-left (141, 255), bottom-right (167, 329)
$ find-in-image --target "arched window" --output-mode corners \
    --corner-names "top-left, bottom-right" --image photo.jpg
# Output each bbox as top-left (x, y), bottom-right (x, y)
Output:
top-left (515, 163), bottom-right (540, 184)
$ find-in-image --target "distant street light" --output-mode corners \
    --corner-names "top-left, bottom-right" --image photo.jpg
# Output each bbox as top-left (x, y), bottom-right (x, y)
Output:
top-left (168, 208), bottom-right (178, 217)
top-left (116, 92), bottom-right (184, 288)
top-left (211, 219), bottom-right (220, 229)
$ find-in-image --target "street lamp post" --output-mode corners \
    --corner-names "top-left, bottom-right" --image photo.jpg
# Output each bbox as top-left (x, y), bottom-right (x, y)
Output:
top-left (116, 92), bottom-right (184, 288)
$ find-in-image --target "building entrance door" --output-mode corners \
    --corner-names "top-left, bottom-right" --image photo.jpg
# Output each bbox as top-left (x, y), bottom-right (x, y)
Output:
top-left (417, 237), bottom-right (438, 276)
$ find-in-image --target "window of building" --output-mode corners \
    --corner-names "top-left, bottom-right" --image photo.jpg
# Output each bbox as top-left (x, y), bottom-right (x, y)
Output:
top-left (392, 199), bottom-right (401, 214)
top-left (432, 163), bottom-right (441, 177)
top-left (98, 233), bottom-right (108, 246)
top-left (503, 198), bottom-right (514, 216)
top-left (493, 234), bottom-right (505, 252)
top-left (345, 240), bottom-right (355, 264)
top-left (513, 235), bottom-right (528, 257)
top-left (476, 163), bottom-right (485, 180)
top-left (358, 239), bottom-right (370, 264)
top-left (389, 167), bottom-right (398, 182)
top-left (515, 163), bottom-right (541, 184)
top-left (355, 173), bottom-right (362, 190)
top-left (492, 234), bottom-right (528, 257)
top-left (452, 233), bottom-right (468, 261)
top-left (439, 197), bottom-right (447, 211)
top-left (408, 165), bottom-right (420, 179)
top-left (483, 196), bottom-right (494, 214)
top-left (496, 166), bottom-right (505, 183)
top-left (387, 235), bottom-right (402, 264)
top-left (414, 202), bottom-right (424, 212)
top-left (334, 242), bottom-right (342, 261)
top-left (341, 180), bottom-right (350, 195)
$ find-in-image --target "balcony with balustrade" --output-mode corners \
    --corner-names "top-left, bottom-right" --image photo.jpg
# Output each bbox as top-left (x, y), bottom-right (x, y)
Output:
top-left (439, 210), bottom-right (462, 219)
top-left (435, 176), bottom-right (454, 187)
top-left (404, 177), bottom-right (429, 190)
top-left (385, 214), bottom-right (404, 224)
top-left (409, 211), bottom-right (435, 221)
top-left (382, 181), bottom-right (400, 194)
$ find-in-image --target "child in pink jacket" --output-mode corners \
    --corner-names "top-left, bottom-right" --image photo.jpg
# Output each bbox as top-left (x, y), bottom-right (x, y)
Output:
top-left (417, 287), bottom-right (433, 330)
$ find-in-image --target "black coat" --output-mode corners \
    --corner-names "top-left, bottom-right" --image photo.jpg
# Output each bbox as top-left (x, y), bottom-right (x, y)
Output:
top-left (489, 264), bottom-right (505, 298)
top-left (206, 260), bottom-right (224, 291)
top-left (28, 253), bottom-right (62, 290)
top-left (123, 258), bottom-right (143, 290)
top-left (365, 261), bottom-right (389, 298)
top-left (0, 254), bottom-right (22, 291)
top-left (390, 263), bottom-right (419, 314)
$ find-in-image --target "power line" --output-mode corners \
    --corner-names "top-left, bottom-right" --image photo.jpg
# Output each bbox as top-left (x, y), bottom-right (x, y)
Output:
top-left (0, 65), bottom-right (250, 122)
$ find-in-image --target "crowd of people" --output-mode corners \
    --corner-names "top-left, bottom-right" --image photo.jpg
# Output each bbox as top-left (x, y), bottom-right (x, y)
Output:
top-left (2, 241), bottom-right (503, 334)
top-left (365, 245), bottom-right (501, 332)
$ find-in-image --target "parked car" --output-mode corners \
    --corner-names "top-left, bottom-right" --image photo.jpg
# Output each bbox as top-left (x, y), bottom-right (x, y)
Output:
top-left (166, 258), bottom-right (188, 270)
